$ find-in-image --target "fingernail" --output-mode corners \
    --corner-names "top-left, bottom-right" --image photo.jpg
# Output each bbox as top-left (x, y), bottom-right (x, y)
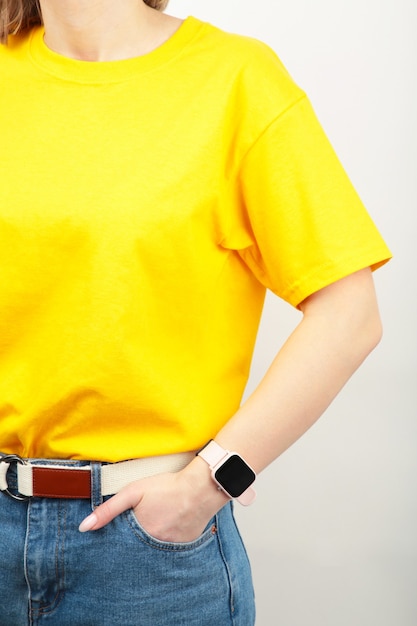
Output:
top-left (79, 513), bottom-right (97, 533)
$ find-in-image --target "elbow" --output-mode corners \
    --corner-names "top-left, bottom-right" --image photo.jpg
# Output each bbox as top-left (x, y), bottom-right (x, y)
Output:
top-left (357, 271), bottom-right (384, 356)
top-left (364, 307), bottom-right (383, 354)
top-left (347, 290), bottom-right (383, 364)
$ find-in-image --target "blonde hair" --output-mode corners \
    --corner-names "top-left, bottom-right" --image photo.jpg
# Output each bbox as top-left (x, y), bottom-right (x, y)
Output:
top-left (0, 0), bottom-right (170, 44)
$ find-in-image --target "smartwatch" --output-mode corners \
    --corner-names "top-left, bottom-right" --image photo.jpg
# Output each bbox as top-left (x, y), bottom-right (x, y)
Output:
top-left (197, 440), bottom-right (256, 505)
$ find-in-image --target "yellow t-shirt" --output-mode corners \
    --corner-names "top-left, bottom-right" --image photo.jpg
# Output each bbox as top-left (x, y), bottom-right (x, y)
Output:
top-left (0, 17), bottom-right (391, 461)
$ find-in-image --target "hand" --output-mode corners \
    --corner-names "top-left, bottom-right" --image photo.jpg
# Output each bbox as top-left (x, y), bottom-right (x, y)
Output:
top-left (78, 458), bottom-right (230, 543)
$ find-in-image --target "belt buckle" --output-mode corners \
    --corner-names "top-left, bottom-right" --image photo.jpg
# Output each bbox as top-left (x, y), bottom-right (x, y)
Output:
top-left (0, 454), bottom-right (30, 501)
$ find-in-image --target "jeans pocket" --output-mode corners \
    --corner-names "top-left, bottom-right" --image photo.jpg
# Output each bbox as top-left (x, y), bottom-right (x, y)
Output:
top-left (123, 509), bottom-right (218, 552)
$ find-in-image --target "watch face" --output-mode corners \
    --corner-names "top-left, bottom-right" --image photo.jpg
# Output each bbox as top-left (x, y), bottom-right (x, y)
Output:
top-left (214, 455), bottom-right (255, 498)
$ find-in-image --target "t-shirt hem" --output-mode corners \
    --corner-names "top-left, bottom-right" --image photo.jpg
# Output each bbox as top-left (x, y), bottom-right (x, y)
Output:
top-left (272, 249), bottom-right (392, 308)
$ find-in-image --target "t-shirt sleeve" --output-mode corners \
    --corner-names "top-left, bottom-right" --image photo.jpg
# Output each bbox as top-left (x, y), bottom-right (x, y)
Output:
top-left (234, 95), bottom-right (392, 307)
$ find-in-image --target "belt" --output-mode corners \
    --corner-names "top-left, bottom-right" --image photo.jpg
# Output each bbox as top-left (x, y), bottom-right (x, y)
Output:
top-left (0, 452), bottom-right (195, 501)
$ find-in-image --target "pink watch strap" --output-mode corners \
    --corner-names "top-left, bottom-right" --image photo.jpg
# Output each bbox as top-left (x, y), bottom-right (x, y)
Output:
top-left (197, 440), bottom-right (229, 468)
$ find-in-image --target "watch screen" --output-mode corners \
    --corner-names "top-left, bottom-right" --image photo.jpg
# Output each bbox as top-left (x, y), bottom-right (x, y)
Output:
top-left (214, 455), bottom-right (255, 498)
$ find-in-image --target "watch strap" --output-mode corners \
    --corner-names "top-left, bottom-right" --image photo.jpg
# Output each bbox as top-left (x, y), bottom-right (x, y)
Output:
top-left (197, 439), bottom-right (229, 468)
top-left (236, 484), bottom-right (256, 506)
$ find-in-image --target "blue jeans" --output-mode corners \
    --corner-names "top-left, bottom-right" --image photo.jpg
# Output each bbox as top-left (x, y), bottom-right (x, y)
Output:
top-left (0, 459), bottom-right (255, 625)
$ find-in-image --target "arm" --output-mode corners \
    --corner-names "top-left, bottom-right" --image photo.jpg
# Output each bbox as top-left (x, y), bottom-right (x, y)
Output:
top-left (80, 267), bottom-right (382, 538)
top-left (213, 265), bottom-right (382, 471)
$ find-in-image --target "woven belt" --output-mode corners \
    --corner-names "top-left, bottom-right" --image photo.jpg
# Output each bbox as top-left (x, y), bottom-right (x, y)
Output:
top-left (0, 452), bottom-right (195, 500)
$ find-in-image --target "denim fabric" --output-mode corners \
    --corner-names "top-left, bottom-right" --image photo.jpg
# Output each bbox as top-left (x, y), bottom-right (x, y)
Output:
top-left (0, 459), bottom-right (255, 625)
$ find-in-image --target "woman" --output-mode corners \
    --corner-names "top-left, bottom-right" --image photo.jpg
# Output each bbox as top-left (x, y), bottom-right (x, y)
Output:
top-left (0, 1), bottom-right (391, 624)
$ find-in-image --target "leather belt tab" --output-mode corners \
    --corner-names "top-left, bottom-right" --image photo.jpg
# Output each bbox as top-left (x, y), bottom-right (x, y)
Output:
top-left (32, 467), bottom-right (91, 499)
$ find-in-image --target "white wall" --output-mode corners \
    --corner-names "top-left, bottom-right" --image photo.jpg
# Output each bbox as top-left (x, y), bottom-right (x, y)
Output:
top-left (169, 2), bottom-right (417, 624)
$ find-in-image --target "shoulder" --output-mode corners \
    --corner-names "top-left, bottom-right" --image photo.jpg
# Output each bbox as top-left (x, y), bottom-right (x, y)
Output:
top-left (188, 18), bottom-right (305, 118)
top-left (191, 18), bottom-right (290, 77)
top-left (192, 18), bottom-right (279, 62)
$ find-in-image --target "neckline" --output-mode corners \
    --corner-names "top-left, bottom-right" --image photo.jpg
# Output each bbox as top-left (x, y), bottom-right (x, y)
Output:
top-left (28, 16), bottom-right (202, 84)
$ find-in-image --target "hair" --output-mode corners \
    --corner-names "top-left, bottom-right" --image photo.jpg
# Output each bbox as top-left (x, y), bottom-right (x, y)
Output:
top-left (0, 0), bottom-right (170, 44)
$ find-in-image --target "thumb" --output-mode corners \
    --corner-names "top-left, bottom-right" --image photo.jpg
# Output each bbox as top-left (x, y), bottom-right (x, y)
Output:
top-left (79, 483), bottom-right (142, 532)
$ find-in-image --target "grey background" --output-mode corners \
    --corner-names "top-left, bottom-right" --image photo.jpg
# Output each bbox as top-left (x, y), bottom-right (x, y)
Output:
top-left (170, 1), bottom-right (417, 623)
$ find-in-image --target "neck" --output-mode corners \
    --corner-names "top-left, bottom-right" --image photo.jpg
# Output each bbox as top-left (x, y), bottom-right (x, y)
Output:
top-left (38, 0), bottom-right (178, 62)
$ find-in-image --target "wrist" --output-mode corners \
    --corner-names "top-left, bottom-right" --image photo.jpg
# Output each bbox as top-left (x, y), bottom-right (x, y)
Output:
top-left (180, 456), bottom-right (231, 509)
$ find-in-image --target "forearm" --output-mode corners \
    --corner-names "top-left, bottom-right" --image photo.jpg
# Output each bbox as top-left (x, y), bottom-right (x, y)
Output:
top-left (198, 267), bottom-right (382, 475)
